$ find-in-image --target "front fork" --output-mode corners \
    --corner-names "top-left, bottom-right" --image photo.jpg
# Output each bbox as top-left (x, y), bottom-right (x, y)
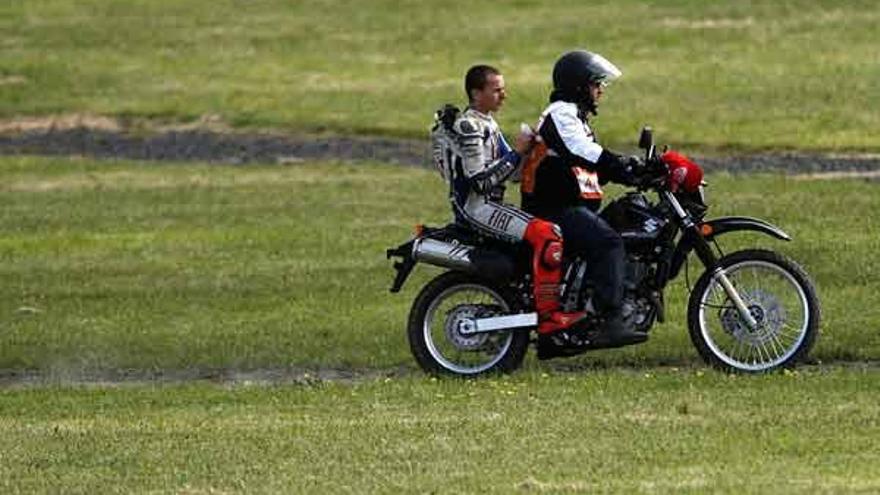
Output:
top-left (664, 192), bottom-right (758, 329)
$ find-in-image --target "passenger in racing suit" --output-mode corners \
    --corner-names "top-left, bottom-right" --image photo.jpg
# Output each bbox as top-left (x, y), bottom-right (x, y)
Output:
top-left (443, 64), bottom-right (589, 336)
top-left (520, 50), bottom-right (648, 347)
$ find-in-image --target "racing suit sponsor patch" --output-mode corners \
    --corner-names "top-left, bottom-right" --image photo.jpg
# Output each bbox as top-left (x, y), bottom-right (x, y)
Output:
top-left (487, 209), bottom-right (515, 232)
top-left (572, 166), bottom-right (603, 200)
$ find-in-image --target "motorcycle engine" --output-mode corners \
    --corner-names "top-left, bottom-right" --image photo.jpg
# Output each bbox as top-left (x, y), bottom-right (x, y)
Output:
top-left (621, 257), bottom-right (659, 333)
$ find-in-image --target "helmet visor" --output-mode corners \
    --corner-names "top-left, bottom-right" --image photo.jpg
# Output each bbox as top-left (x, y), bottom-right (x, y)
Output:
top-left (587, 53), bottom-right (622, 84)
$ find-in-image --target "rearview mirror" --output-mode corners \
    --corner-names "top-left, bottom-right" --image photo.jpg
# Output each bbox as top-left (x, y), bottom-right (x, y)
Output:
top-left (638, 126), bottom-right (654, 150)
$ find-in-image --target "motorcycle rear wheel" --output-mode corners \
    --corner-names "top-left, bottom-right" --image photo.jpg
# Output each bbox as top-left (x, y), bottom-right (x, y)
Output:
top-left (688, 249), bottom-right (821, 373)
top-left (408, 271), bottom-right (530, 377)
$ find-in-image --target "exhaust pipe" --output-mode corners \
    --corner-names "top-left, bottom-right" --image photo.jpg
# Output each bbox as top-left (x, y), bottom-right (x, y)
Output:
top-left (412, 238), bottom-right (515, 281)
top-left (412, 238), bottom-right (476, 271)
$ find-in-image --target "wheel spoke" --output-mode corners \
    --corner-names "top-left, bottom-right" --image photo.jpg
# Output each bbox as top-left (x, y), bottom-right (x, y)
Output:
top-left (753, 339), bottom-right (767, 364)
top-left (745, 343), bottom-right (756, 365)
top-left (778, 321), bottom-right (805, 339)
top-left (769, 332), bottom-right (788, 359)
top-left (731, 335), bottom-right (746, 362)
top-left (765, 332), bottom-right (783, 361)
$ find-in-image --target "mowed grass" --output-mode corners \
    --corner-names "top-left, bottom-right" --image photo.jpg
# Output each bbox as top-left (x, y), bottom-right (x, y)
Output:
top-left (2, 158), bottom-right (879, 493)
top-left (1, 156), bottom-right (879, 374)
top-left (2, 0), bottom-right (879, 150)
top-left (1, 369), bottom-right (879, 493)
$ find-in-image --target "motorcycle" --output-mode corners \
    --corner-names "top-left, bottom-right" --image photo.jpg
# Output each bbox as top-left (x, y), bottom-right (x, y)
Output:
top-left (386, 127), bottom-right (821, 376)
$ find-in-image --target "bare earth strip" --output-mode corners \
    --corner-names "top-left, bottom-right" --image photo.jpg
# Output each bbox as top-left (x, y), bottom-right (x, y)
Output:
top-left (0, 125), bottom-right (428, 168)
top-left (2, 118), bottom-right (880, 174)
top-left (2, 360), bottom-right (879, 388)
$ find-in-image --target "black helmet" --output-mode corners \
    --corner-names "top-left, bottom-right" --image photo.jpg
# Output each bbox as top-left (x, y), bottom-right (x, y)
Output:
top-left (552, 50), bottom-right (622, 91)
top-left (551, 50), bottom-right (622, 114)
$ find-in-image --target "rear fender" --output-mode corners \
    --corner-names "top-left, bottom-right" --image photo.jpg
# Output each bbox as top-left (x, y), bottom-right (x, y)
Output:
top-left (386, 239), bottom-right (416, 293)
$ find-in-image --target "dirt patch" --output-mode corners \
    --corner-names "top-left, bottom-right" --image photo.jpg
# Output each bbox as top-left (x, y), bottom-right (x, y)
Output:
top-left (0, 127), bottom-right (428, 167)
top-left (660, 17), bottom-right (755, 30)
top-left (793, 170), bottom-right (880, 181)
top-left (0, 75), bottom-right (28, 87)
top-left (0, 114), bottom-right (123, 134)
top-left (0, 366), bottom-right (413, 389)
top-left (1, 360), bottom-right (878, 388)
top-left (2, 116), bottom-right (880, 173)
top-left (0, 115), bottom-right (428, 166)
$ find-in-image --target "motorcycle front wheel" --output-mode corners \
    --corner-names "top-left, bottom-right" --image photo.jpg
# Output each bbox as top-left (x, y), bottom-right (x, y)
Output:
top-left (408, 271), bottom-right (530, 377)
top-left (687, 249), bottom-right (821, 373)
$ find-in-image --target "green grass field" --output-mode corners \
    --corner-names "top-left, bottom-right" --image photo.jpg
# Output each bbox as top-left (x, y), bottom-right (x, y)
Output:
top-left (2, 157), bottom-right (879, 493)
top-left (2, 156), bottom-right (879, 374)
top-left (3, 0), bottom-right (879, 150)
top-left (3, 1), bottom-right (879, 491)
top-left (2, 370), bottom-right (879, 493)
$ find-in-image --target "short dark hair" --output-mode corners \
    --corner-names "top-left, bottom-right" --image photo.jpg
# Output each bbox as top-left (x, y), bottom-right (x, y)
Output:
top-left (465, 65), bottom-right (500, 102)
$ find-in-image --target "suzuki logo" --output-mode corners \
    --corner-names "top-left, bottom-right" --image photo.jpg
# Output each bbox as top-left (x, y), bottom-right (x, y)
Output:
top-left (643, 219), bottom-right (661, 233)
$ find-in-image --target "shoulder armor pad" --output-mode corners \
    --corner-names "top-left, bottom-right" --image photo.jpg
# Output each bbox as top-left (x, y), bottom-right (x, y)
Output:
top-left (454, 117), bottom-right (481, 137)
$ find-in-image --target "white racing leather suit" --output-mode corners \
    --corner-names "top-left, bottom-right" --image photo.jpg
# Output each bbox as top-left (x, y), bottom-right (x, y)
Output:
top-left (434, 106), bottom-right (587, 335)
top-left (448, 108), bottom-right (531, 242)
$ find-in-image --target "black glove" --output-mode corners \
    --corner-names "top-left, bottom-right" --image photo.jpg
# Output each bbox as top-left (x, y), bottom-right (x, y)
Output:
top-left (615, 154), bottom-right (645, 186)
top-left (622, 155), bottom-right (669, 189)
top-left (640, 156), bottom-right (670, 187)
top-left (621, 155), bottom-right (644, 184)
top-left (597, 150), bottom-right (643, 186)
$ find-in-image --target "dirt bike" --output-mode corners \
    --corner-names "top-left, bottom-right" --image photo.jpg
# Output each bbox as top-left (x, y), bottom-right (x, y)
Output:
top-left (386, 127), bottom-right (820, 376)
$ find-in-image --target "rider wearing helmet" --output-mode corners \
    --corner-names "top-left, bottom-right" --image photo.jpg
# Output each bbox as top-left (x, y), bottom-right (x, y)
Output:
top-left (443, 64), bottom-right (590, 336)
top-left (521, 50), bottom-right (647, 349)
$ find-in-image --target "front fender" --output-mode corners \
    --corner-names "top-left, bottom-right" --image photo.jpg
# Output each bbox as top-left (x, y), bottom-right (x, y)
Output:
top-left (702, 216), bottom-right (791, 242)
top-left (668, 216), bottom-right (791, 281)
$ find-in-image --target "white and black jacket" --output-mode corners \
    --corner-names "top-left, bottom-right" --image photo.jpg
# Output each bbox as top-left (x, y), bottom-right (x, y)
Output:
top-left (522, 100), bottom-right (635, 216)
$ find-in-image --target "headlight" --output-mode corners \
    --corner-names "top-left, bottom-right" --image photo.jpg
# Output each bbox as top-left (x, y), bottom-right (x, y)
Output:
top-left (676, 187), bottom-right (708, 219)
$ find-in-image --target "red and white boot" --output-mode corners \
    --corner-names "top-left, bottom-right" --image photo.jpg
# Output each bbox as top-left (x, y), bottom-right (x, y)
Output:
top-left (524, 219), bottom-right (588, 335)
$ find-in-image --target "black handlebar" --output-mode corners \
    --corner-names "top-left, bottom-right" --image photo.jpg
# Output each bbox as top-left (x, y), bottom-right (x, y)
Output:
top-left (632, 156), bottom-right (668, 191)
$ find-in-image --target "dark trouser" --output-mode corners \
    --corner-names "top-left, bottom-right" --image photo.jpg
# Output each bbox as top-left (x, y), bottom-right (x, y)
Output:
top-left (545, 207), bottom-right (625, 314)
